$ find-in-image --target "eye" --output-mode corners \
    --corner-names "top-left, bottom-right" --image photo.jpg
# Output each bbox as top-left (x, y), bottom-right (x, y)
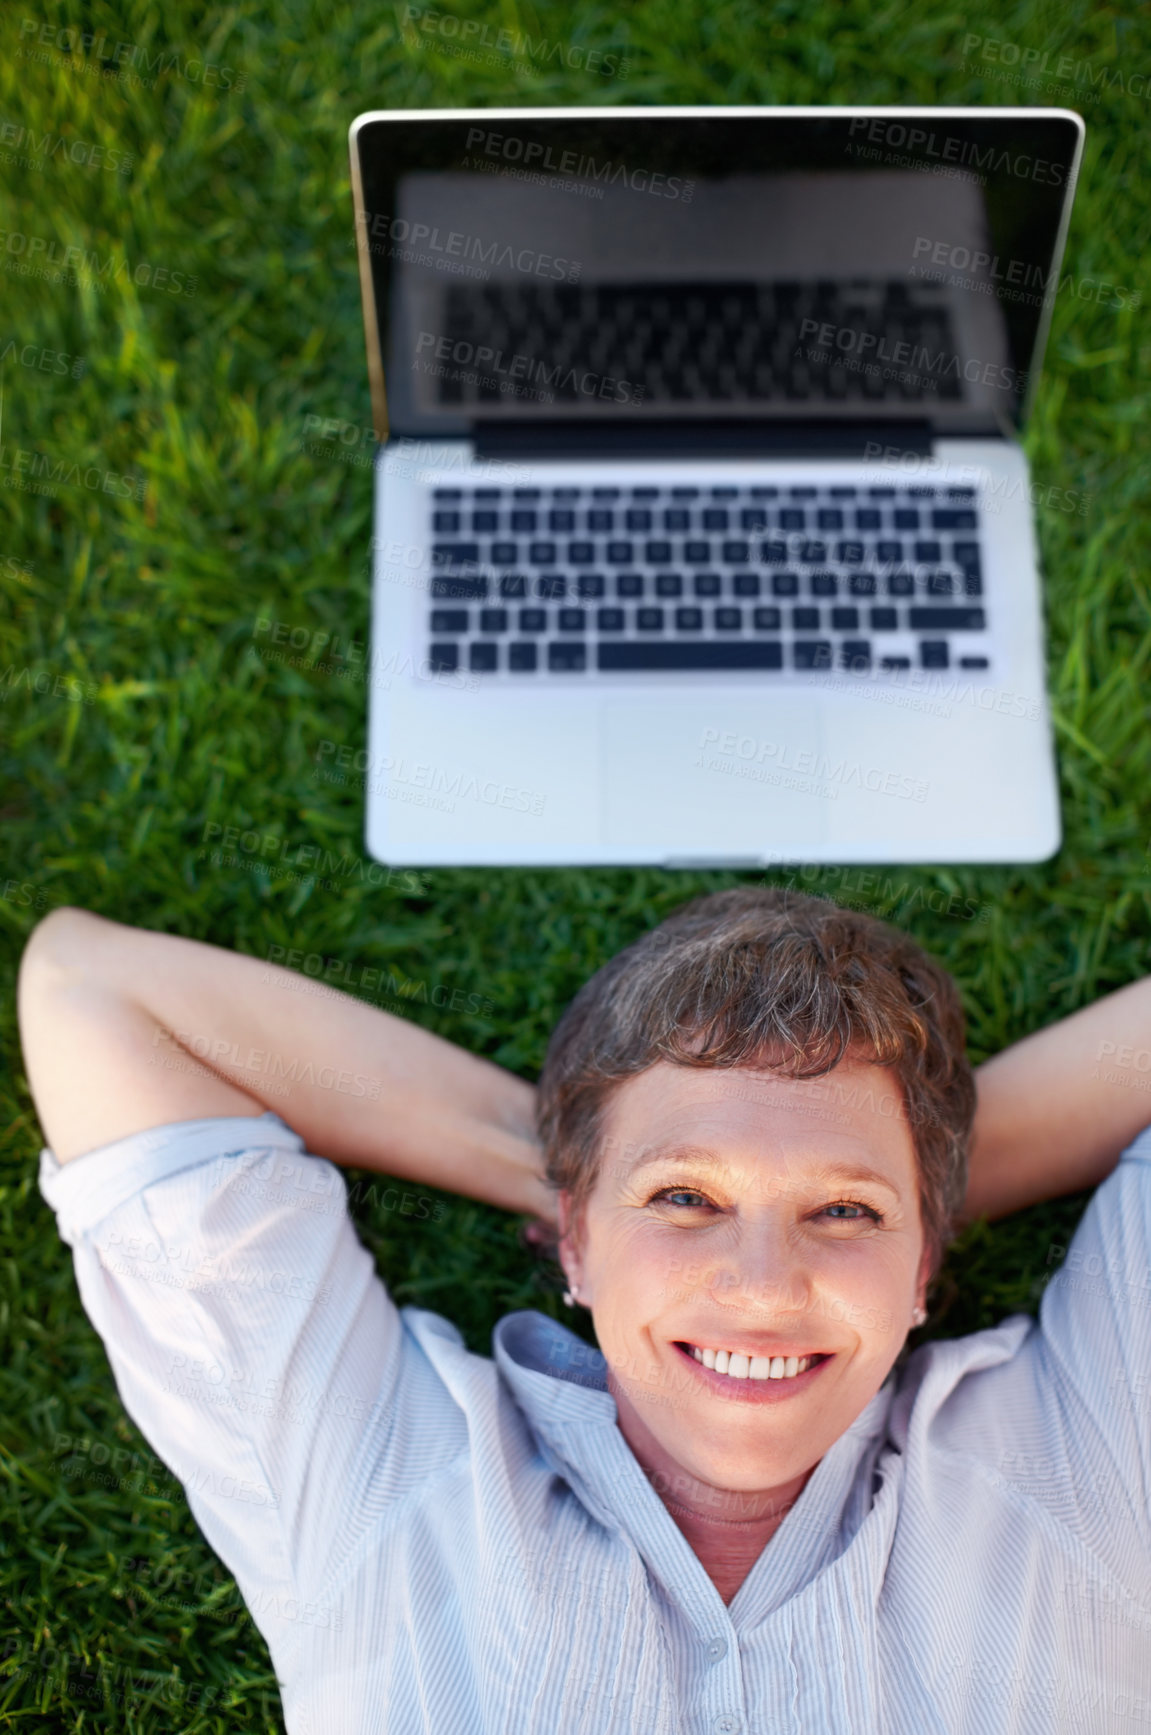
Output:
top-left (646, 1187), bottom-right (715, 1211)
top-left (821, 1199), bottom-right (884, 1224)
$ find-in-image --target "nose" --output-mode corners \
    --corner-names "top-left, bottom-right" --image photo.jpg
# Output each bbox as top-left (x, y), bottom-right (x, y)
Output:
top-left (682, 1213), bottom-right (816, 1319)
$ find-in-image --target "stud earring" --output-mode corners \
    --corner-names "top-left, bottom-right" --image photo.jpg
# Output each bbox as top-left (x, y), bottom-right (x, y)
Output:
top-left (563, 1284), bottom-right (579, 1307)
top-left (911, 1304), bottom-right (927, 1326)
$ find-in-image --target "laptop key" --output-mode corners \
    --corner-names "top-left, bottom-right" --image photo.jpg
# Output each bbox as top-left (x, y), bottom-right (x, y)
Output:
top-left (778, 509), bottom-right (805, 529)
top-left (656, 573), bottom-right (684, 597)
top-left (637, 607), bottom-right (665, 631)
top-left (469, 642), bottom-right (498, 672)
top-left (794, 640), bottom-right (833, 671)
top-left (529, 541), bottom-right (557, 564)
top-left (508, 641), bottom-right (538, 672)
top-left (646, 540), bottom-right (673, 563)
top-left (841, 639), bottom-right (872, 671)
top-left (772, 571), bottom-right (799, 597)
top-left (491, 540), bottom-right (518, 564)
top-left (733, 572), bottom-right (760, 597)
top-left (430, 609), bottom-right (468, 634)
top-left (558, 608), bottom-right (586, 632)
top-left (429, 642), bottom-right (460, 672)
top-left (926, 571), bottom-right (957, 596)
top-left (480, 608), bottom-right (508, 633)
top-left (693, 573), bottom-right (722, 597)
top-left (914, 540), bottom-right (942, 563)
top-left (893, 509), bottom-right (919, 530)
top-left (960, 656), bottom-right (989, 669)
top-left (519, 608), bottom-right (547, 632)
top-left (432, 574), bottom-right (487, 599)
top-left (597, 607), bottom-right (625, 632)
top-left (432, 510), bottom-right (460, 532)
top-left (761, 541), bottom-right (788, 564)
top-left (793, 606), bottom-right (820, 630)
top-left (876, 539), bottom-right (903, 562)
top-left (675, 606), bottom-right (704, 631)
top-left (855, 509), bottom-right (882, 529)
top-left (920, 641), bottom-right (949, 669)
top-left (598, 641), bottom-right (783, 671)
top-left (849, 572), bottom-right (877, 596)
top-left (908, 607), bottom-right (985, 630)
top-left (810, 572), bottom-right (838, 597)
top-left (837, 541), bottom-right (865, 563)
top-left (869, 607), bottom-right (898, 630)
top-left (499, 574), bottom-right (527, 599)
top-left (549, 642), bottom-right (587, 672)
top-left (831, 606), bottom-right (859, 630)
top-left (753, 606), bottom-right (781, 630)
top-left (568, 541), bottom-right (596, 564)
top-left (577, 574), bottom-right (606, 599)
top-left (685, 540), bottom-right (711, 562)
top-left (607, 541), bottom-right (634, 563)
top-left (617, 573), bottom-right (644, 598)
top-left (886, 571), bottom-right (914, 597)
top-left (881, 655), bottom-right (911, 670)
top-left (433, 542), bottom-right (480, 565)
top-left (933, 508), bottom-right (978, 530)
top-left (715, 607), bottom-right (742, 631)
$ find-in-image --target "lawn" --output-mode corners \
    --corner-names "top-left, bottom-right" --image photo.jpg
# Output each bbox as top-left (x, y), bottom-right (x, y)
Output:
top-left (1, 0), bottom-right (1149, 1726)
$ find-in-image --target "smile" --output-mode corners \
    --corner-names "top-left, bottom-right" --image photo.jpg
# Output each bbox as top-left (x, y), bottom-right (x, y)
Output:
top-left (673, 1341), bottom-right (832, 1400)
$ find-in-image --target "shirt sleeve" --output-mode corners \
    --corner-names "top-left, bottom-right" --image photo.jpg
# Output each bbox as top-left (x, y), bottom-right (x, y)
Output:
top-left (1036, 1121), bottom-right (1151, 1548)
top-left (37, 1111), bottom-right (416, 1633)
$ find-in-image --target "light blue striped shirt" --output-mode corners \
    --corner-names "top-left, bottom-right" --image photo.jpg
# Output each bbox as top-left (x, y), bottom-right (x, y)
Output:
top-left (39, 1110), bottom-right (1151, 1734)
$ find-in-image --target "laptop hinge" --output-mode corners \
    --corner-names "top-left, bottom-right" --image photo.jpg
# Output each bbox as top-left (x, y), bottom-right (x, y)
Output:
top-left (473, 419), bottom-right (936, 461)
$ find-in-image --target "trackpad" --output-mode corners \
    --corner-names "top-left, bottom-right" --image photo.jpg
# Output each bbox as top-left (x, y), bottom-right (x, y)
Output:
top-left (599, 692), bottom-right (830, 858)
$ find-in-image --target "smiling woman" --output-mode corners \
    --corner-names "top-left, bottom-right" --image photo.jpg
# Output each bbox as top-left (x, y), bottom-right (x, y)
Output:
top-left (17, 891), bottom-right (1151, 1734)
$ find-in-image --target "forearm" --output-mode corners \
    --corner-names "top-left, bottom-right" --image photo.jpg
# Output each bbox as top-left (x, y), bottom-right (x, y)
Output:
top-left (28, 908), bottom-right (551, 1220)
top-left (959, 974), bottom-right (1151, 1227)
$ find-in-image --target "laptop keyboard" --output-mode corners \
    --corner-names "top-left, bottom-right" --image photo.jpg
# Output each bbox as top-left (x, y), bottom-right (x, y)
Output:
top-left (426, 483), bottom-right (988, 677)
top-left (436, 280), bottom-right (960, 407)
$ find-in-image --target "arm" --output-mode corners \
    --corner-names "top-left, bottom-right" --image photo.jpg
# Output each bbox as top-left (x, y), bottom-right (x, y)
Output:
top-left (18, 906), bottom-right (553, 1223)
top-left (958, 973), bottom-right (1151, 1228)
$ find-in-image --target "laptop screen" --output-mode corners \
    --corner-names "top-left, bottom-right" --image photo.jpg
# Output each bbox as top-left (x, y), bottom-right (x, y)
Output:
top-left (351, 110), bottom-right (1084, 441)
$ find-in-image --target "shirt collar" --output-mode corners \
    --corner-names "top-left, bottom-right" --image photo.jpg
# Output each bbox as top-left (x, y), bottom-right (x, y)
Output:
top-left (493, 1309), bottom-right (896, 1628)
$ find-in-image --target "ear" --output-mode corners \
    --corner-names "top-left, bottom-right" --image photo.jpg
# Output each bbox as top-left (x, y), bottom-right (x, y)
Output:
top-left (914, 1240), bottom-right (934, 1314)
top-left (556, 1189), bottom-right (587, 1292)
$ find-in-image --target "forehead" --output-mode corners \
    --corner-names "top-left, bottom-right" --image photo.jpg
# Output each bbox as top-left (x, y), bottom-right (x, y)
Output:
top-left (598, 1057), bottom-right (917, 1184)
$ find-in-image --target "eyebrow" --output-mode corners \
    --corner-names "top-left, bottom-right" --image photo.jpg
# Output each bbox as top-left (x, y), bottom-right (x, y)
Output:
top-left (626, 1147), bottom-right (903, 1198)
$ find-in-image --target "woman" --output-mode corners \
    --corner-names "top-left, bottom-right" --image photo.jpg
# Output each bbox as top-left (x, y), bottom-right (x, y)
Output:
top-left (17, 888), bottom-right (1151, 1733)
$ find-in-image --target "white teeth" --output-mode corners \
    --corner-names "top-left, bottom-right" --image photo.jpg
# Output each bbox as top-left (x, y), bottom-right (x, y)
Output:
top-left (687, 1346), bottom-right (817, 1382)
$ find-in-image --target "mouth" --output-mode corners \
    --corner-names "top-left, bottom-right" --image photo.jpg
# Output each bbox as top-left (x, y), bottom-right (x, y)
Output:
top-left (673, 1341), bottom-right (833, 1403)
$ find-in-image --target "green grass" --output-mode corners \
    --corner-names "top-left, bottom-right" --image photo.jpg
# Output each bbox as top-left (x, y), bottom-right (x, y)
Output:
top-left (1, 0), bottom-right (1150, 1724)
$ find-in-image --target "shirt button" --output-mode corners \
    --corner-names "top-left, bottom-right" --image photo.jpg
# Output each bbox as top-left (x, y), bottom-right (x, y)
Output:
top-left (705, 1636), bottom-right (728, 1662)
top-left (713, 1716), bottom-right (740, 1734)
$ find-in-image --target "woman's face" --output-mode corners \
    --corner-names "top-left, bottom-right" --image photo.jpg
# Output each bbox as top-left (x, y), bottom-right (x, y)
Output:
top-left (558, 1057), bottom-right (930, 1506)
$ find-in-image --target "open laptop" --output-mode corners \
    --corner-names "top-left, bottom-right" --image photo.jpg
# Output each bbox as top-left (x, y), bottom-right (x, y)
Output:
top-left (348, 107), bottom-right (1085, 867)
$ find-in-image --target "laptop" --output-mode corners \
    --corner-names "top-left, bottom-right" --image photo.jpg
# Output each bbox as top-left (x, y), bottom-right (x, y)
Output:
top-left (348, 107), bottom-right (1085, 867)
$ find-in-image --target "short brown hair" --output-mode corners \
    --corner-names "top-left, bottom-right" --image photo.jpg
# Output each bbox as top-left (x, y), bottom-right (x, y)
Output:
top-left (536, 887), bottom-right (976, 1287)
